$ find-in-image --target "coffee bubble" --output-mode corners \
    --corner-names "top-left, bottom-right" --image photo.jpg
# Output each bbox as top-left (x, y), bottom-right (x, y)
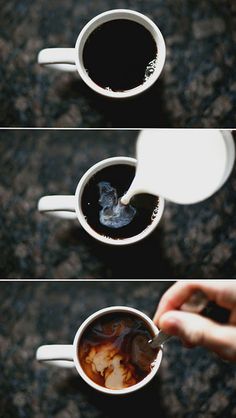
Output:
top-left (151, 205), bottom-right (159, 222)
top-left (144, 57), bottom-right (157, 81)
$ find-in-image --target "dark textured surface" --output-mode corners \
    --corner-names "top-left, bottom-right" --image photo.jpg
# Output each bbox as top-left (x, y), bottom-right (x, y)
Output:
top-left (1, 281), bottom-right (236, 418)
top-left (0, 130), bottom-right (236, 279)
top-left (0, 0), bottom-right (236, 127)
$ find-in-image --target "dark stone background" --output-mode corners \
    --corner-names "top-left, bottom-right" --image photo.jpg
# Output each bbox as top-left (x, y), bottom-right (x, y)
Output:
top-left (0, 130), bottom-right (236, 279)
top-left (1, 281), bottom-right (236, 418)
top-left (0, 0), bottom-right (236, 128)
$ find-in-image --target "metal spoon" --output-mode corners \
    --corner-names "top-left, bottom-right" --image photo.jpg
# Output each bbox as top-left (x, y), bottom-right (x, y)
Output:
top-left (149, 330), bottom-right (171, 349)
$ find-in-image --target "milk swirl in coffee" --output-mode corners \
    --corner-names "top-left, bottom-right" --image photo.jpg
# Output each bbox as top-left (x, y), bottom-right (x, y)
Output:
top-left (78, 313), bottom-right (158, 390)
top-left (81, 164), bottom-right (159, 240)
top-left (98, 181), bottom-right (136, 228)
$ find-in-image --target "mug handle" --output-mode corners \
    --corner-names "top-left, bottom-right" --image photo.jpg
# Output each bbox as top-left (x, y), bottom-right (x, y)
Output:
top-left (36, 345), bottom-right (75, 368)
top-left (38, 48), bottom-right (78, 72)
top-left (38, 195), bottom-right (78, 220)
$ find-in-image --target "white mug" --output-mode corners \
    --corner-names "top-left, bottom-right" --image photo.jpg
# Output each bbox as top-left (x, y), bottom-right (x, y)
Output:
top-left (38, 9), bottom-right (166, 99)
top-left (36, 306), bottom-right (163, 395)
top-left (38, 156), bottom-right (165, 246)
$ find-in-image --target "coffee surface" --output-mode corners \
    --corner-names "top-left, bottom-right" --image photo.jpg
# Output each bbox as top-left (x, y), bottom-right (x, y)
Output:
top-left (83, 19), bottom-right (157, 91)
top-left (78, 313), bottom-right (158, 390)
top-left (81, 164), bottom-right (159, 239)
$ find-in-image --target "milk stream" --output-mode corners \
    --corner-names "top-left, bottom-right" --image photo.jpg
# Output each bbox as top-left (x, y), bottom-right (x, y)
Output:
top-left (121, 130), bottom-right (235, 206)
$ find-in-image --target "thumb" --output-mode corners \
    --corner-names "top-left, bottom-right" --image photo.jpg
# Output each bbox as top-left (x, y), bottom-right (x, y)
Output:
top-left (159, 310), bottom-right (236, 362)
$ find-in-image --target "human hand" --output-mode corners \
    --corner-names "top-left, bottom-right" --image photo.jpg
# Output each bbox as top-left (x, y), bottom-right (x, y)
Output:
top-left (153, 281), bottom-right (236, 361)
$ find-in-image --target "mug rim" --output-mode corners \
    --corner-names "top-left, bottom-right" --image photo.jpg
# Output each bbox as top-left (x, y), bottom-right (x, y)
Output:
top-left (218, 130), bottom-right (235, 189)
top-left (72, 306), bottom-right (163, 395)
top-left (74, 156), bottom-right (165, 246)
top-left (74, 9), bottom-right (166, 98)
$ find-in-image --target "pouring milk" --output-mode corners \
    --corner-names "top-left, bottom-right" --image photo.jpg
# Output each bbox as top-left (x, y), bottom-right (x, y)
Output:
top-left (121, 130), bottom-right (235, 206)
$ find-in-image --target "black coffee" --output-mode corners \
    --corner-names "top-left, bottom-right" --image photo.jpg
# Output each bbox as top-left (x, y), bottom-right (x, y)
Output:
top-left (83, 19), bottom-right (157, 91)
top-left (81, 164), bottom-right (159, 240)
top-left (78, 312), bottom-right (158, 389)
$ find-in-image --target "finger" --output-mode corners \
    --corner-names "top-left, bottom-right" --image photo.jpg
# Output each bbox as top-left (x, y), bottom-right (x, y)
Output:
top-left (229, 308), bottom-right (236, 325)
top-left (181, 339), bottom-right (195, 349)
top-left (153, 281), bottom-right (236, 324)
top-left (153, 282), bottom-right (194, 323)
top-left (159, 310), bottom-right (236, 362)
